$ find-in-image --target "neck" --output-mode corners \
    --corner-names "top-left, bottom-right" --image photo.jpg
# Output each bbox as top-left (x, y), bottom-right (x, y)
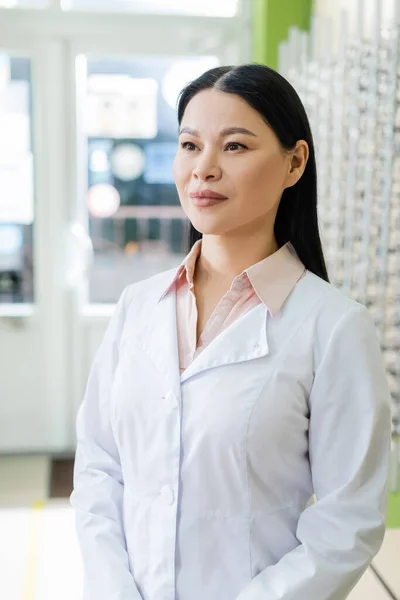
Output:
top-left (195, 229), bottom-right (279, 285)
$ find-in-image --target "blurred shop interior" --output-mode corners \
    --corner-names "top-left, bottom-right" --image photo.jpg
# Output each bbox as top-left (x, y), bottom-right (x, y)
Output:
top-left (0, 1), bottom-right (400, 599)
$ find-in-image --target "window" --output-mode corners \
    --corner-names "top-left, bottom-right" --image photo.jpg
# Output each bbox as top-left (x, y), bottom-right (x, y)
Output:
top-left (0, 55), bottom-right (34, 304)
top-left (80, 55), bottom-right (219, 303)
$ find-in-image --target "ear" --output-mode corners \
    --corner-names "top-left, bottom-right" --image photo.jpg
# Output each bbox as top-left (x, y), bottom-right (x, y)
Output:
top-left (284, 140), bottom-right (309, 189)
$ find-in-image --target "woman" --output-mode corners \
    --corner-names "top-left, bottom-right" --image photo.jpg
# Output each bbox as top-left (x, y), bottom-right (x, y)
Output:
top-left (70, 64), bottom-right (392, 600)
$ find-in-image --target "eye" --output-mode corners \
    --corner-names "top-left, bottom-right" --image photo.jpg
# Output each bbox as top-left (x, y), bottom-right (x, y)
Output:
top-left (181, 141), bottom-right (198, 151)
top-left (225, 142), bottom-right (247, 151)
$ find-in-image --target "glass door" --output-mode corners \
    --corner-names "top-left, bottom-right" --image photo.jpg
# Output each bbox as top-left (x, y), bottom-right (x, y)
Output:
top-left (0, 53), bottom-right (34, 305)
top-left (0, 39), bottom-right (71, 452)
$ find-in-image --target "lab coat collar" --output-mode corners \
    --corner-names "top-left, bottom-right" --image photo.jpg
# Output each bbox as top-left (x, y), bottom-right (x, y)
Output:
top-left (157, 239), bottom-right (305, 316)
top-left (135, 270), bottom-right (269, 398)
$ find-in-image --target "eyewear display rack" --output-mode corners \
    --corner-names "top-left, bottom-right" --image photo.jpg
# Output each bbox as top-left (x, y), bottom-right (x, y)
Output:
top-left (278, 0), bottom-right (400, 492)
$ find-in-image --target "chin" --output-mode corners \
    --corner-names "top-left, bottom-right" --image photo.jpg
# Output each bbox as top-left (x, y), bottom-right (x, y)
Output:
top-left (183, 202), bottom-right (235, 235)
top-left (189, 218), bottom-right (231, 236)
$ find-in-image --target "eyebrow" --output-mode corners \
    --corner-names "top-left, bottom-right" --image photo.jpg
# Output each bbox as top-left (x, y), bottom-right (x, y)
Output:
top-left (179, 126), bottom-right (257, 137)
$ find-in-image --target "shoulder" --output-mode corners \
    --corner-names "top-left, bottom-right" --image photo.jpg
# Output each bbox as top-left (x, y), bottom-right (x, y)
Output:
top-left (296, 271), bottom-right (378, 362)
top-left (122, 266), bottom-right (178, 308)
top-left (301, 271), bottom-right (369, 321)
top-left (105, 267), bottom-right (178, 343)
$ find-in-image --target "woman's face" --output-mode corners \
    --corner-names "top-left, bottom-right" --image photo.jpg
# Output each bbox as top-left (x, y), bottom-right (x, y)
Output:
top-left (173, 89), bottom-right (307, 237)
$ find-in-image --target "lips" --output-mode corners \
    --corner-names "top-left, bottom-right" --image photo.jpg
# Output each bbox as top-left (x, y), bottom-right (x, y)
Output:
top-left (189, 190), bottom-right (229, 207)
top-left (190, 190), bottom-right (228, 200)
top-left (191, 197), bottom-right (227, 207)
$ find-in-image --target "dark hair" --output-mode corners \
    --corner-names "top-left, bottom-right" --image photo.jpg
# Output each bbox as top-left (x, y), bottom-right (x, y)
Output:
top-left (176, 63), bottom-right (329, 282)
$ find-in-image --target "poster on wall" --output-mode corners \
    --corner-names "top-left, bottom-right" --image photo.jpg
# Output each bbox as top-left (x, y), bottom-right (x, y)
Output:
top-left (0, 151), bottom-right (34, 224)
top-left (85, 75), bottom-right (158, 139)
top-left (0, 78), bottom-right (33, 225)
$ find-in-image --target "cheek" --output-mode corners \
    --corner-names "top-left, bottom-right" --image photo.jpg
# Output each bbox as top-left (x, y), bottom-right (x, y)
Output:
top-left (173, 157), bottom-right (191, 211)
top-left (173, 154), bottom-right (191, 185)
top-left (172, 156), bottom-right (181, 185)
top-left (235, 154), bottom-right (286, 195)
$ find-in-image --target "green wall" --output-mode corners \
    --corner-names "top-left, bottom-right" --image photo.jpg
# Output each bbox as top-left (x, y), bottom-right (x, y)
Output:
top-left (387, 481), bottom-right (400, 528)
top-left (253, 0), bottom-right (313, 69)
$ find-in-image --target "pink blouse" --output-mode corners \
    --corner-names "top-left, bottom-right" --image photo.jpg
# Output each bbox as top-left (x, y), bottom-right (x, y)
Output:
top-left (160, 239), bottom-right (306, 374)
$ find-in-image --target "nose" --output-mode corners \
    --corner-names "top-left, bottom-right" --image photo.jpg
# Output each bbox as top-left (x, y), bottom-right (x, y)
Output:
top-left (192, 151), bottom-right (222, 181)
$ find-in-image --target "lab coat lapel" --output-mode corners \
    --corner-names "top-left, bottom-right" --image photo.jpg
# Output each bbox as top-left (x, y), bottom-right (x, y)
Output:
top-left (180, 302), bottom-right (269, 384)
top-left (134, 268), bottom-right (269, 393)
top-left (135, 272), bottom-right (182, 403)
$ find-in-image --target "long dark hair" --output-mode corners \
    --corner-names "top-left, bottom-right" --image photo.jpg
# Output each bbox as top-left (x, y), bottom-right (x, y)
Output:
top-left (176, 63), bottom-right (329, 282)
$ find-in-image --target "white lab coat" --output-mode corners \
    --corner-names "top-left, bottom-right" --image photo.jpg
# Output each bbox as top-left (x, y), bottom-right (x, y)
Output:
top-left (70, 267), bottom-right (392, 600)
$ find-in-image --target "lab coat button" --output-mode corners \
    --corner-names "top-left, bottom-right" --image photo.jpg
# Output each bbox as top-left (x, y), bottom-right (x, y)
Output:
top-left (160, 485), bottom-right (175, 506)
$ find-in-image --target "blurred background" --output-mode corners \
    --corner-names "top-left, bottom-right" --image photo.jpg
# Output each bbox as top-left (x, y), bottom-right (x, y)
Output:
top-left (0, 0), bottom-right (399, 598)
